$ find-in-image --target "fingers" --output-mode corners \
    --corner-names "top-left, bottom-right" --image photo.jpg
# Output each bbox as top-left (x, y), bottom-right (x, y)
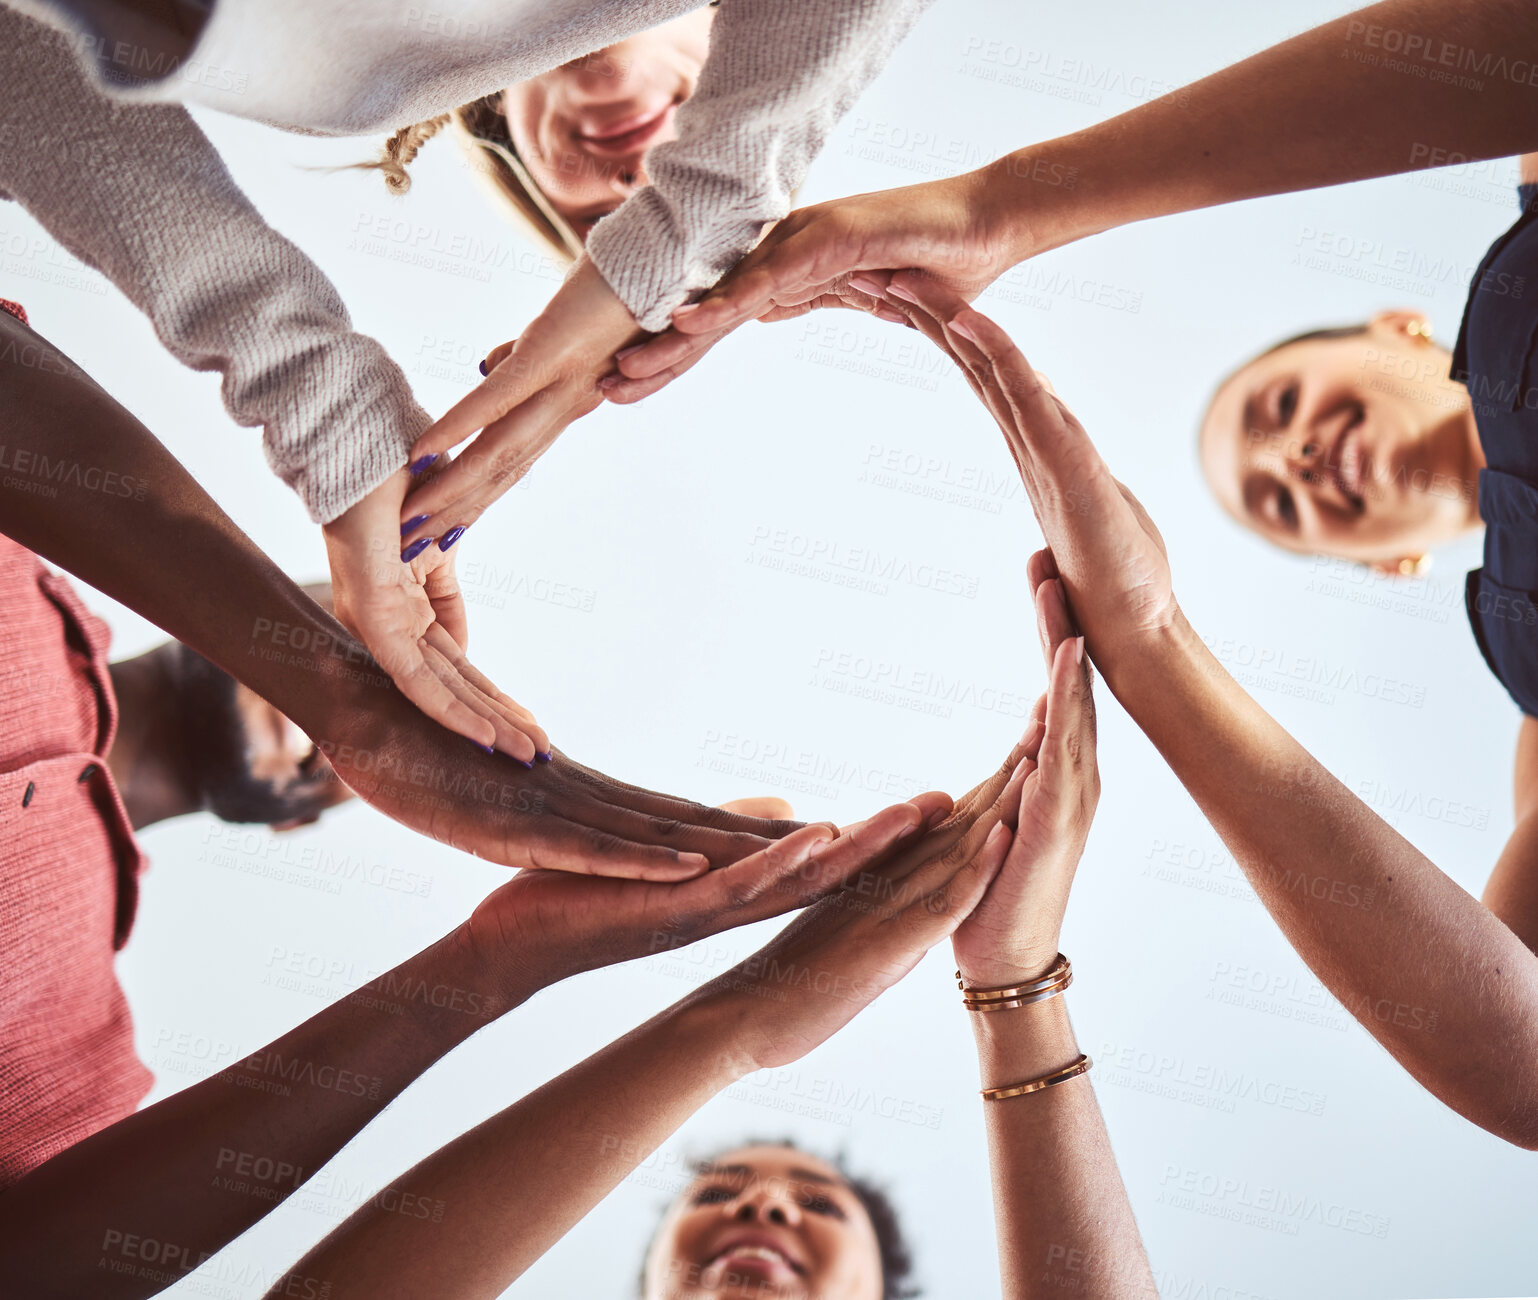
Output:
top-left (601, 327), bottom-right (722, 404)
top-left (480, 339), bottom-right (517, 374)
top-left (1033, 574), bottom-right (1079, 674)
top-left (420, 552), bottom-right (469, 649)
top-left (420, 624), bottom-right (548, 761)
top-left (669, 227), bottom-right (813, 336)
top-left (1026, 546), bottom-right (1060, 592)
top-left (400, 397), bottom-right (583, 546)
top-left (359, 624), bottom-right (497, 751)
top-left (408, 351), bottom-right (561, 467)
top-left (717, 796), bottom-right (796, 820)
top-left (1036, 632), bottom-right (1097, 809)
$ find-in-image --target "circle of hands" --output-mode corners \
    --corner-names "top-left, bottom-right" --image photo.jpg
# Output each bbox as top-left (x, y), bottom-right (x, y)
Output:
top-left (313, 188), bottom-right (1185, 1033)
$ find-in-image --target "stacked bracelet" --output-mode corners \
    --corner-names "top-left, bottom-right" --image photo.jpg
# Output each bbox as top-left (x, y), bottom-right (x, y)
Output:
top-left (980, 1053), bottom-right (1093, 1101)
top-left (957, 953), bottom-right (1072, 1012)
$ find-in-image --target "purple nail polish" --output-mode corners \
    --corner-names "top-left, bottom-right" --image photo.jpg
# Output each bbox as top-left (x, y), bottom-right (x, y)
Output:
top-left (535, 750), bottom-right (553, 763)
top-left (437, 525), bottom-right (466, 552)
top-left (408, 453), bottom-right (439, 475)
top-left (478, 358), bottom-right (488, 377)
top-left (512, 757), bottom-right (534, 770)
top-left (471, 740), bottom-right (495, 755)
top-left (401, 514), bottom-right (430, 536)
top-left (401, 537), bottom-right (433, 562)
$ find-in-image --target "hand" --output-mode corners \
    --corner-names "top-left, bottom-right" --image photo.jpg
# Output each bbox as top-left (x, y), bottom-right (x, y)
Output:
top-left (952, 565), bottom-right (1099, 987)
top-left (313, 659), bottom-right (806, 876)
top-left (698, 738), bottom-right (1041, 1072)
top-left (861, 273), bottom-right (1178, 656)
top-left (458, 793), bottom-right (952, 989)
top-left (602, 169), bottom-right (1012, 403)
top-left (322, 472), bottom-right (550, 762)
top-left (397, 257), bottom-right (642, 549)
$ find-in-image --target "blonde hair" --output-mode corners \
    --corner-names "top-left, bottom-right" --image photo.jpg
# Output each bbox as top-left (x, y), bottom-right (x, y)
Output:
top-left (361, 96), bottom-right (583, 262)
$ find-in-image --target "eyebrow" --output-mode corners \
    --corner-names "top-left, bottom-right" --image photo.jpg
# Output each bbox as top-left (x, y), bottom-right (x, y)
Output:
top-left (695, 1163), bottom-right (839, 1187)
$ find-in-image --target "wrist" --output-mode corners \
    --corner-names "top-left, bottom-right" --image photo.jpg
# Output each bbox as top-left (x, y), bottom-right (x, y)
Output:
top-left (1096, 604), bottom-right (1201, 703)
top-left (955, 942), bottom-right (1064, 992)
top-left (665, 987), bottom-right (762, 1087)
top-left (979, 133), bottom-right (1104, 265)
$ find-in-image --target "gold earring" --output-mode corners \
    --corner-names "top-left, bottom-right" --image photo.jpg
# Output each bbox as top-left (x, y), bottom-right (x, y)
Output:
top-left (1406, 319), bottom-right (1433, 344)
top-left (1396, 554), bottom-right (1431, 576)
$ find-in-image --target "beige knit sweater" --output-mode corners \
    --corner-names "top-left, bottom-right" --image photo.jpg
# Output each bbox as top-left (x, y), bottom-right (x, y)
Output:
top-left (0, 0), bottom-right (930, 521)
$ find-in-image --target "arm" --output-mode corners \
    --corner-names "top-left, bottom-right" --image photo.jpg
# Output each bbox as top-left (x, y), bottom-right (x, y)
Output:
top-left (0, 309), bottom-right (800, 875)
top-left (0, 793), bottom-right (860, 1299)
top-left (1481, 716), bottom-right (1538, 953)
top-left (952, 579), bottom-right (1153, 1299)
top-left (891, 278), bottom-right (1538, 1148)
top-left (0, 7), bottom-right (554, 758)
top-left (395, 0), bottom-right (935, 547)
top-left (269, 751), bottom-right (1037, 1298)
top-left (614, 0), bottom-right (1538, 396)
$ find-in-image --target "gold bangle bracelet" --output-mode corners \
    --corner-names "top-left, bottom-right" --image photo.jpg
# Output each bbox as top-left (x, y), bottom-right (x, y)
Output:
top-left (957, 954), bottom-right (1071, 1003)
top-left (980, 1054), bottom-right (1092, 1101)
top-left (963, 969), bottom-right (1072, 1012)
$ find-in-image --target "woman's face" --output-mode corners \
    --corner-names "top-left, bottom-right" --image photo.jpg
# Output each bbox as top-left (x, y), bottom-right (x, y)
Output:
top-left (642, 1146), bottom-right (885, 1300)
top-left (502, 10), bottom-right (714, 241)
top-left (1199, 312), bottom-right (1481, 568)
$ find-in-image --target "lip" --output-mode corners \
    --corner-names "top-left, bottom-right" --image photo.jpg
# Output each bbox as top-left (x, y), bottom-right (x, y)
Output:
top-left (576, 101), bottom-right (674, 157)
top-left (1328, 406), bottom-right (1367, 512)
top-left (703, 1229), bottom-right (806, 1280)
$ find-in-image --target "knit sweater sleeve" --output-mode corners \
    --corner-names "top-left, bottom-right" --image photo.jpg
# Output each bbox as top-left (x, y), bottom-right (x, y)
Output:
top-left (0, 6), bottom-right (426, 524)
top-left (586, 0), bottom-right (934, 332)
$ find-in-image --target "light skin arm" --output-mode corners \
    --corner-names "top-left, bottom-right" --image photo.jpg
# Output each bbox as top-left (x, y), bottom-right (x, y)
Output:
top-left (952, 583), bottom-right (1154, 1299)
top-left (614, 0), bottom-right (1538, 397)
top-left (883, 277), bottom-right (1538, 1149)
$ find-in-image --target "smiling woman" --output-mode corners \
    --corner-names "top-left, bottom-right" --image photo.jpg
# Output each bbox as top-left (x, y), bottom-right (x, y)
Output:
top-left (640, 1143), bottom-right (911, 1300)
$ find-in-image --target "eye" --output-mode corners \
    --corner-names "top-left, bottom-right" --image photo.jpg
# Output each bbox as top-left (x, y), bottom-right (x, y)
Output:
top-left (1276, 382), bottom-right (1298, 427)
top-left (798, 1192), bottom-right (845, 1219)
top-left (691, 1185), bottom-right (736, 1206)
top-left (1276, 485), bottom-right (1298, 531)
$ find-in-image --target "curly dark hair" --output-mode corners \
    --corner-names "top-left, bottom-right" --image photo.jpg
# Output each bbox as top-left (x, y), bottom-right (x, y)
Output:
top-left (641, 1138), bottom-right (919, 1300)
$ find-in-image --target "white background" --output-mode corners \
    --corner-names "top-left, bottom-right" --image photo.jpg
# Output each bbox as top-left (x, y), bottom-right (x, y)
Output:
top-left (6, 1), bottom-right (1537, 1297)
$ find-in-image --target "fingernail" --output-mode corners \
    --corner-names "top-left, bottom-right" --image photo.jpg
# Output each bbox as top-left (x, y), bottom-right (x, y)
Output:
top-left (949, 316), bottom-right (980, 345)
top-left (400, 537), bottom-right (433, 562)
top-left (673, 303), bottom-right (701, 320)
top-left (886, 282), bottom-right (919, 305)
top-left (1074, 636), bottom-right (1086, 665)
top-left (478, 358), bottom-right (488, 377)
top-left (848, 274), bottom-right (883, 295)
top-left (400, 513), bottom-right (430, 536)
top-left (471, 740), bottom-right (494, 755)
top-left (511, 756), bottom-right (534, 770)
top-left (596, 374), bottom-right (620, 390)
top-left (681, 852), bottom-right (711, 870)
top-left (408, 453), bottom-right (439, 475)
top-left (535, 750), bottom-right (553, 763)
top-left (437, 525), bottom-right (466, 552)
top-left (614, 343), bottom-right (644, 361)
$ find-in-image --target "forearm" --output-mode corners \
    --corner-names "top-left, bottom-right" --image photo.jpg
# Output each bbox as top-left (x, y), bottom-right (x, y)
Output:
top-left (0, 6), bottom-right (423, 522)
top-left (970, 998), bottom-right (1154, 1299)
top-left (984, 0), bottom-right (1538, 259)
top-left (0, 311), bottom-right (381, 738)
top-left (0, 931), bottom-right (538, 1300)
top-left (271, 996), bottom-right (746, 1299)
top-left (1103, 612), bottom-right (1538, 1146)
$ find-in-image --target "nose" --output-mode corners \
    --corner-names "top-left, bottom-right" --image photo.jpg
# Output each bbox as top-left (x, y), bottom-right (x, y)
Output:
top-left (727, 1190), bottom-right (801, 1228)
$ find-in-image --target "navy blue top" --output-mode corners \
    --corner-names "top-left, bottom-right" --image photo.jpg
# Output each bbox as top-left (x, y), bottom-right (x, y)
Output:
top-left (1456, 183), bottom-right (1538, 716)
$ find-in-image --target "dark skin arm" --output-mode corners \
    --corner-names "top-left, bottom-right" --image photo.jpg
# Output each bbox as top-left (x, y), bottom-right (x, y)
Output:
top-left (0, 793), bottom-right (874, 1300)
top-left (0, 309), bottom-right (802, 874)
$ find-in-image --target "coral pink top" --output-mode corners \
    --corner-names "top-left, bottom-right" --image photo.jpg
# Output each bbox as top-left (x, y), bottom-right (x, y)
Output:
top-left (0, 534), bottom-right (149, 1188)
